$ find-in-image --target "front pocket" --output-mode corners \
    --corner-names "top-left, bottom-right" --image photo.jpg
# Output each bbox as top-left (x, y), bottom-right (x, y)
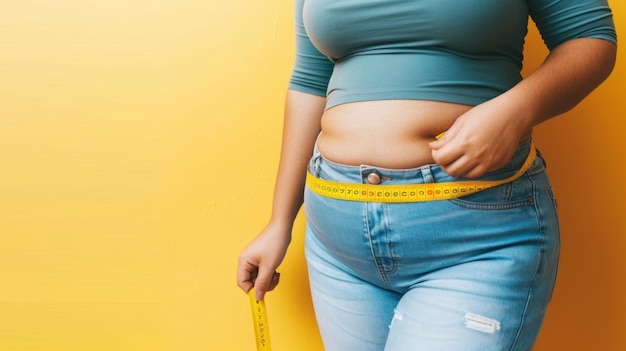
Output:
top-left (446, 150), bottom-right (546, 211)
top-left (447, 177), bottom-right (535, 211)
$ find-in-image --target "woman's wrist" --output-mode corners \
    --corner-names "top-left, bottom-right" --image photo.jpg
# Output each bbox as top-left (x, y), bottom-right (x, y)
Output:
top-left (266, 214), bottom-right (296, 238)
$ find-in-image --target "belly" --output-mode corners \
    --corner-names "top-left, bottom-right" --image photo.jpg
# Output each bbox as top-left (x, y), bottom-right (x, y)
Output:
top-left (317, 100), bottom-right (472, 168)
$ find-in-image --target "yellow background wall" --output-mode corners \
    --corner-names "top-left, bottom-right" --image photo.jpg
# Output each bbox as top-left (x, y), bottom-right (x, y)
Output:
top-left (0, 1), bottom-right (623, 350)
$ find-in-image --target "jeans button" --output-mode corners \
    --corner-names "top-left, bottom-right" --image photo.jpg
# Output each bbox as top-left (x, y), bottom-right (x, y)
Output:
top-left (367, 172), bottom-right (381, 185)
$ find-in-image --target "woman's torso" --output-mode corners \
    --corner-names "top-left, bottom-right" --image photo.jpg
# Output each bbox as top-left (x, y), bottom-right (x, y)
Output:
top-left (303, 0), bottom-right (531, 168)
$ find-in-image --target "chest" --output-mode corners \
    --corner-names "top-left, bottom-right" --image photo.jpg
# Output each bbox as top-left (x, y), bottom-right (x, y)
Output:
top-left (303, 0), bottom-right (529, 61)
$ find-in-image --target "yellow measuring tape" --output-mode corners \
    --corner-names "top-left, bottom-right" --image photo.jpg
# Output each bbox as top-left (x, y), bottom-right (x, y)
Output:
top-left (248, 288), bottom-right (272, 350)
top-left (307, 141), bottom-right (536, 203)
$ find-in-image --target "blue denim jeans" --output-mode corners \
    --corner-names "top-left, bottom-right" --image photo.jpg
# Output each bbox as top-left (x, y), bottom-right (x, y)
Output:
top-left (304, 139), bottom-right (560, 351)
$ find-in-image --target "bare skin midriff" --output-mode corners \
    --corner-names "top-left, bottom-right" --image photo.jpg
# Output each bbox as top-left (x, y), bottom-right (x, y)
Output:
top-left (317, 99), bottom-right (474, 169)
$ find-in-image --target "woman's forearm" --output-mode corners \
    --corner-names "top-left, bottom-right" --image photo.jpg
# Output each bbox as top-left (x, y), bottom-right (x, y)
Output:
top-left (268, 89), bottom-right (326, 231)
top-left (429, 38), bottom-right (616, 178)
top-left (506, 38), bottom-right (617, 131)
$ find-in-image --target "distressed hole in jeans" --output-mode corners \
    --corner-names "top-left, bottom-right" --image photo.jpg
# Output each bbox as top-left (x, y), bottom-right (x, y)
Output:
top-left (465, 312), bottom-right (501, 334)
top-left (389, 309), bottom-right (403, 329)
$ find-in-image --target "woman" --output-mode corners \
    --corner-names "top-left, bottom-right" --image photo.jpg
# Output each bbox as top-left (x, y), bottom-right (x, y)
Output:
top-left (237, 0), bottom-right (617, 350)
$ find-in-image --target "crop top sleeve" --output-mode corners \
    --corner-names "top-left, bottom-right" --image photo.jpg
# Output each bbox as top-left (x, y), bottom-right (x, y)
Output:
top-left (287, 0), bottom-right (617, 108)
top-left (288, 0), bottom-right (334, 97)
top-left (530, 0), bottom-right (617, 50)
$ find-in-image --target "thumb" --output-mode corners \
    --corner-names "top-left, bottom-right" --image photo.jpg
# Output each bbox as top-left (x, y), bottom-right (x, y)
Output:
top-left (429, 131), bottom-right (448, 149)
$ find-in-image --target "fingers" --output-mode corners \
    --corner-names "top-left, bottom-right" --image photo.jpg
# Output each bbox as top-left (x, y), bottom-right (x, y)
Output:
top-left (268, 271), bottom-right (281, 291)
top-left (432, 142), bottom-right (513, 178)
top-left (430, 137), bottom-right (498, 178)
top-left (251, 269), bottom-right (281, 301)
top-left (429, 130), bottom-right (450, 149)
top-left (433, 152), bottom-right (481, 178)
top-left (430, 138), bottom-right (473, 177)
top-left (236, 259), bottom-right (258, 294)
top-left (443, 159), bottom-right (486, 179)
top-left (237, 228), bottom-right (290, 301)
top-left (429, 131), bottom-right (475, 177)
top-left (236, 257), bottom-right (281, 301)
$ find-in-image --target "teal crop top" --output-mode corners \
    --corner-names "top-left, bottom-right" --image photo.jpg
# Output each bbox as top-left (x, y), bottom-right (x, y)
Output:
top-left (288, 0), bottom-right (617, 109)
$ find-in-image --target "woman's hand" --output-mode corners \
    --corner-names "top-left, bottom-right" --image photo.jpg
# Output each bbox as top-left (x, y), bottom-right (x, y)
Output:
top-left (429, 96), bottom-right (531, 179)
top-left (237, 222), bottom-right (292, 301)
top-left (430, 38), bottom-right (616, 179)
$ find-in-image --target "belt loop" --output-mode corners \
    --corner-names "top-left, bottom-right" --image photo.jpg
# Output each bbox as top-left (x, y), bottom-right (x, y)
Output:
top-left (311, 133), bottom-right (323, 177)
top-left (421, 165), bottom-right (434, 184)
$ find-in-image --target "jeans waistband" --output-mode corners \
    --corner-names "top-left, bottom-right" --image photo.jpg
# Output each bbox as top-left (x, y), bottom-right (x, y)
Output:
top-left (309, 139), bottom-right (534, 186)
